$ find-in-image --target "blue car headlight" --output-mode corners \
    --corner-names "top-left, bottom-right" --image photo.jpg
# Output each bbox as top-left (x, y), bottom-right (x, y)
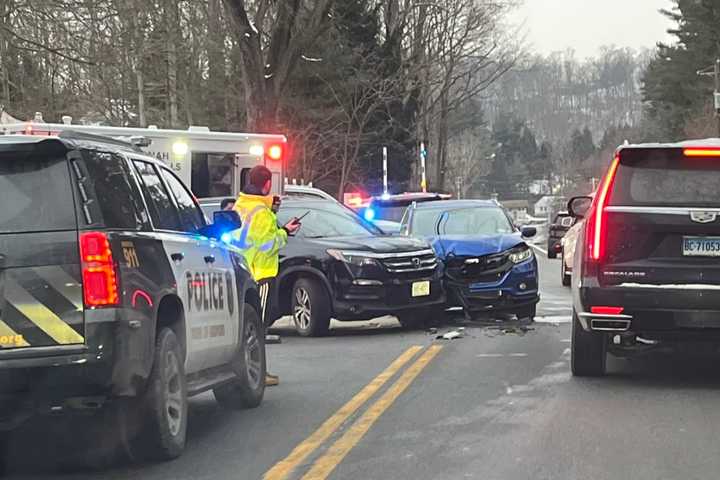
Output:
top-left (509, 246), bottom-right (533, 264)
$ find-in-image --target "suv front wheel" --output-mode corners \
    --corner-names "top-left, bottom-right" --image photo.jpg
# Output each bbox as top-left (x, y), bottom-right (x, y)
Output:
top-left (571, 310), bottom-right (607, 377)
top-left (292, 277), bottom-right (331, 337)
top-left (214, 303), bottom-right (266, 409)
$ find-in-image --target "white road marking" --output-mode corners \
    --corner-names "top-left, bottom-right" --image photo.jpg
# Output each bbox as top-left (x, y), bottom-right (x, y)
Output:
top-left (535, 315), bottom-right (572, 324)
top-left (563, 348), bottom-right (571, 355)
top-left (561, 338), bottom-right (571, 343)
top-left (530, 244), bottom-right (548, 256)
top-left (477, 353), bottom-right (529, 359)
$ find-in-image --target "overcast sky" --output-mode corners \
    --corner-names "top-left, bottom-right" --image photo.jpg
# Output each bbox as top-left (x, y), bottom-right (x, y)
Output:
top-left (512, 0), bottom-right (675, 59)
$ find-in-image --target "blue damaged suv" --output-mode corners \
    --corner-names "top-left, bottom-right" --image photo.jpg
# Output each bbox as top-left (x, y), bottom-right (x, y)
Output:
top-left (401, 200), bottom-right (539, 320)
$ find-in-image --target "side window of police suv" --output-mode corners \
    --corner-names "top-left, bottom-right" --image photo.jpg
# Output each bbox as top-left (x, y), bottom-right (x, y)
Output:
top-left (73, 150), bottom-right (150, 229)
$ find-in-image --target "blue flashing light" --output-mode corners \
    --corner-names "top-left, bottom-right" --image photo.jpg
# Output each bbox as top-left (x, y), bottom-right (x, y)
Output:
top-left (364, 208), bottom-right (376, 221)
top-left (220, 232), bottom-right (233, 244)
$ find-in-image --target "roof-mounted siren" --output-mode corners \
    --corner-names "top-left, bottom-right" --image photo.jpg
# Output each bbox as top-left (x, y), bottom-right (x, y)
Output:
top-left (130, 136), bottom-right (152, 148)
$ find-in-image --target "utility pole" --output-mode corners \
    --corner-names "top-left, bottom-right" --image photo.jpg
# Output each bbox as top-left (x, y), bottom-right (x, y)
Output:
top-left (696, 59), bottom-right (720, 137)
top-left (715, 59), bottom-right (720, 138)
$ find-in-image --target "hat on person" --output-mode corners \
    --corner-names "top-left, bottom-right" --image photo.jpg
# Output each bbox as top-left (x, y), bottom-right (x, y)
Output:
top-left (244, 165), bottom-right (272, 195)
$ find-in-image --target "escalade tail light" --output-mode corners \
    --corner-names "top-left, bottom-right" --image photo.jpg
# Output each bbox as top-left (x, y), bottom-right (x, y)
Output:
top-left (80, 232), bottom-right (120, 307)
top-left (586, 154), bottom-right (620, 263)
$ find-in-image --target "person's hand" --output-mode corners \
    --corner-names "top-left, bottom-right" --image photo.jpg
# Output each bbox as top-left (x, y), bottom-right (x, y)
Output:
top-left (284, 218), bottom-right (301, 235)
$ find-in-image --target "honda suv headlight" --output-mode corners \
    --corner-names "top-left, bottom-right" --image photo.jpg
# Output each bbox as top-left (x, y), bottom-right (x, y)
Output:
top-left (327, 249), bottom-right (379, 267)
top-left (509, 246), bottom-right (533, 264)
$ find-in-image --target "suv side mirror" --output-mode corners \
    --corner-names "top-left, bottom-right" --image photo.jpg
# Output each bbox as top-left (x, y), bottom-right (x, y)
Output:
top-left (200, 210), bottom-right (242, 240)
top-left (520, 226), bottom-right (537, 238)
top-left (568, 196), bottom-right (593, 219)
top-left (214, 210), bottom-right (242, 229)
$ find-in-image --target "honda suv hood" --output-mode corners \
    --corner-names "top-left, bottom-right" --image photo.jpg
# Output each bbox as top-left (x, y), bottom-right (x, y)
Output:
top-left (306, 235), bottom-right (431, 253)
top-left (428, 234), bottom-right (525, 259)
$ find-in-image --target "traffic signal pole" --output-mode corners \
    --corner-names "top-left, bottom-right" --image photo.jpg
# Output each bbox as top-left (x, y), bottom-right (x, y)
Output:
top-left (420, 142), bottom-right (427, 193)
top-left (382, 146), bottom-right (388, 196)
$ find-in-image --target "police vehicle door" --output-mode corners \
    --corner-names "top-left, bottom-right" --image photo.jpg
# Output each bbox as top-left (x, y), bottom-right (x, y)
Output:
top-left (159, 167), bottom-right (237, 367)
top-left (132, 160), bottom-right (231, 374)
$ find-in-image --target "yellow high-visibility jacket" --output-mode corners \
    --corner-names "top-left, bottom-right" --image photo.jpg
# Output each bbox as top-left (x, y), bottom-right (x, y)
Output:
top-left (232, 193), bottom-right (288, 282)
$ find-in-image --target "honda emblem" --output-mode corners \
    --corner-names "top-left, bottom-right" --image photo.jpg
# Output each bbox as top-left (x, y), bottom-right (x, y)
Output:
top-left (690, 211), bottom-right (718, 224)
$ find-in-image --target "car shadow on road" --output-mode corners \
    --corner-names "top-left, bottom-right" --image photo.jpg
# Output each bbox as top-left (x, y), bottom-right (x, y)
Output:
top-left (599, 351), bottom-right (720, 389)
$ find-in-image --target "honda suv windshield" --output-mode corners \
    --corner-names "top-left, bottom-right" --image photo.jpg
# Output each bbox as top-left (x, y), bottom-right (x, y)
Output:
top-left (279, 206), bottom-right (380, 238)
top-left (412, 208), bottom-right (514, 236)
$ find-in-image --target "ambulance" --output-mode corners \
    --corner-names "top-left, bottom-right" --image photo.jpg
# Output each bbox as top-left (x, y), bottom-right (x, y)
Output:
top-left (0, 117), bottom-right (287, 197)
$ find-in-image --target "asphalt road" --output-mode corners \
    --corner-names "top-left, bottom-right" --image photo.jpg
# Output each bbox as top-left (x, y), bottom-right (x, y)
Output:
top-left (7, 251), bottom-right (720, 479)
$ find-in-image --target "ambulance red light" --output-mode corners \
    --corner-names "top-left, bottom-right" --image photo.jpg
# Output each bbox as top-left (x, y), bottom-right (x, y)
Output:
top-left (267, 144), bottom-right (283, 161)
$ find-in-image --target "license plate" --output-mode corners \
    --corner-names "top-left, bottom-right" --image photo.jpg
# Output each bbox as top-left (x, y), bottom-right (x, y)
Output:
top-left (411, 281), bottom-right (430, 297)
top-left (683, 237), bottom-right (720, 257)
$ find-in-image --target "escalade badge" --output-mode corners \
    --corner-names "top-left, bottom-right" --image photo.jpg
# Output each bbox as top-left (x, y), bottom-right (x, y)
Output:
top-left (690, 211), bottom-right (718, 224)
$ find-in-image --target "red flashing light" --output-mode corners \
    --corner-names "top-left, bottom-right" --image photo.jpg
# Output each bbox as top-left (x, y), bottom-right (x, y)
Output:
top-left (80, 232), bottom-right (119, 307)
top-left (587, 154), bottom-right (620, 262)
top-left (683, 148), bottom-right (720, 157)
top-left (266, 144), bottom-right (283, 161)
top-left (24, 124), bottom-right (33, 135)
top-left (591, 306), bottom-right (624, 315)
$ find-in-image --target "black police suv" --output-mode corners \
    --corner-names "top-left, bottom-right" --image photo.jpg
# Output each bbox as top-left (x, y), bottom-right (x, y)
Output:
top-left (0, 132), bottom-right (265, 460)
top-left (569, 141), bottom-right (720, 376)
top-left (201, 197), bottom-right (445, 336)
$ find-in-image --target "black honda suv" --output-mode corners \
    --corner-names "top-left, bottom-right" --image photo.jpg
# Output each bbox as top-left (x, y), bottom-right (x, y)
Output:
top-left (202, 197), bottom-right (445, 336)
top-left (569, 142), bottom-right (720, 376)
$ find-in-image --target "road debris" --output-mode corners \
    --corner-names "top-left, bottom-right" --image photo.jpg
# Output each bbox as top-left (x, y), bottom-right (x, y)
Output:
top-left (437, 328), bottom-right (465, 340)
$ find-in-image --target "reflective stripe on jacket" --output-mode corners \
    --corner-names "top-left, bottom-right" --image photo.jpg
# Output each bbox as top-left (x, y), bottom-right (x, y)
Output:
top-left (232, 193), bottom-right (288, 282)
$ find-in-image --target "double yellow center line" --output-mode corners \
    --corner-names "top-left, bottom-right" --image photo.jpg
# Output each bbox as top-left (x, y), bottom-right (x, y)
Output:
top-left (264, 345), bottom-right (442, 480)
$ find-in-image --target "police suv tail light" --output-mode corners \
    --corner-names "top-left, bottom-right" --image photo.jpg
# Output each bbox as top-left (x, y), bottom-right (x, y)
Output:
top-left (80, 232), bottom-right (120, 307)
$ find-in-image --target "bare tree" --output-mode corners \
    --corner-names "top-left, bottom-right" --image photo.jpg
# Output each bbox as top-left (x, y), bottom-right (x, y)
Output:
top-left (222, 0), bottom-right (334, 132)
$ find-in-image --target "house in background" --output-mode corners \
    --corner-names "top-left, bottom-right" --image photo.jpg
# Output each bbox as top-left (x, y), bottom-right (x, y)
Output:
top-left (501, 200), bottom-right (529, 223)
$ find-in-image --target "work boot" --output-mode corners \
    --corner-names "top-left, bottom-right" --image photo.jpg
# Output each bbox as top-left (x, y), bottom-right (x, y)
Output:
top-left (265, 373), bottom-right (279, 387)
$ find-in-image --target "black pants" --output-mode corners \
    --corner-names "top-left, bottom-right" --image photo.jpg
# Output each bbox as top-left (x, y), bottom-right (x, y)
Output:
top-left (258, 278), bottom-right (274, 327)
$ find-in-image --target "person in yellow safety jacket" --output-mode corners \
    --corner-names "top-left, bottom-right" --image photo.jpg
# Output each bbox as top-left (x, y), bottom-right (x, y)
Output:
top-left (233, 165), bottom-right (300, 387)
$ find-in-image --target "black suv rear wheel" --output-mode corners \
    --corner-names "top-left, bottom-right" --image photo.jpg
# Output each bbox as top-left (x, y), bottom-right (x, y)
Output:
top-left (136, 328), bottom-right (188, 460)
top-left (571, 310), bottom-right (607, 377)
top-left (214, 303), bottom-right (266, 409)
top-left (292, 277), bottom-right (331, 337)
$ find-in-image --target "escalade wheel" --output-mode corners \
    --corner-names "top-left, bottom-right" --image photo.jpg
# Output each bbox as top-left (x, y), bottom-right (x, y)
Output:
top-left (571, 310), bottom-right (607, 377)
top-left (214, 303), bottom-right (266, 409)
top-left (292, 277), bottom-right (331, 337)
top-left (137, 328), bottom-right (188, 460)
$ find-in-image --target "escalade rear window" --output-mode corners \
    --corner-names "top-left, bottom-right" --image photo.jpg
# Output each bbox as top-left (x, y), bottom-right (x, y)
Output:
top-left (610, 149), bottom-right (720, 207)
top-left (0, 154), bottom-right (76, 233)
